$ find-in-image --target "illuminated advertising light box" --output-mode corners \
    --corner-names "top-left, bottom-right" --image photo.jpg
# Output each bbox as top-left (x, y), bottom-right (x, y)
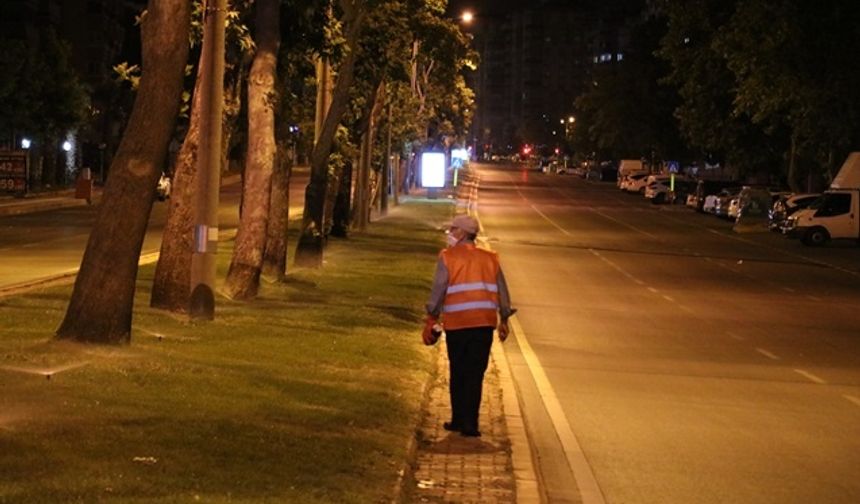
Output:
top-left (451, 148), bottom-right (469, 162)
top-left (421, 152), bottom-right (446, 188)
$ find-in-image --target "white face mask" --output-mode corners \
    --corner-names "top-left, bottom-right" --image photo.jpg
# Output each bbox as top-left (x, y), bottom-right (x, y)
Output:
top-left (446, 233), bottom-right (461, 248)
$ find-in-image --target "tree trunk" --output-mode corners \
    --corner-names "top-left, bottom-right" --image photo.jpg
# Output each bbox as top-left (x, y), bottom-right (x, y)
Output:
top-left (323, 160), bottom-right (341, 235)
top-left (150, 61), bottom-right (204, 312)
top-left (392, 152), bottom-right (400, 205)
top-left (381, 99), bottom-right (391, 215)
top-left (294, 6), bottom-right (365, 267)
top-left (262, 142), bottom-right (291, 280)
top-left (57, 0), bottom-right (190, 344)
top-left (352, 82), bottom-right (389, 230)
top-left (355, 131), bottom-right (371, 231)
top-left (787, 133), bottom-right (799, 193)
top-left (223, 0), bottom-right (280, 300)
top-left (330, 158), bottom-right (352, 237)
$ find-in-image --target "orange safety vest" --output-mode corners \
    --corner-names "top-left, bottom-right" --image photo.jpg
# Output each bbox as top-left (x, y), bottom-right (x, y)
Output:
top-left (440, 243), bottom-right (500, 330)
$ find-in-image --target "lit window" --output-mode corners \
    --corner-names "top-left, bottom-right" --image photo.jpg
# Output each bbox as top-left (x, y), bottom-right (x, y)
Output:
top-left (616, 53), bottom-right (623, 61)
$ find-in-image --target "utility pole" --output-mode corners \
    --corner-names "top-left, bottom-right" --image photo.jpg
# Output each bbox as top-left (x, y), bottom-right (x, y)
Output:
top-left (189, 0), bottom-right (226, 320)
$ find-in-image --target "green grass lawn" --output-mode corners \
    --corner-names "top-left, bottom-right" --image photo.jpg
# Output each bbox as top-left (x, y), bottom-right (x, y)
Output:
top-left (0, 201), bottom-right (453, 503)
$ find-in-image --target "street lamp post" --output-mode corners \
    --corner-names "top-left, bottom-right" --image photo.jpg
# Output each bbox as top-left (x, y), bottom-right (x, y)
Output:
top-left (190, 0), bottom-right (226, 320)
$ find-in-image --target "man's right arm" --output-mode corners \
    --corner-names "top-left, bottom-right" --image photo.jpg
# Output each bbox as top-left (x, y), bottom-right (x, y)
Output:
top-left (425, 257), bottom-right (448, 318)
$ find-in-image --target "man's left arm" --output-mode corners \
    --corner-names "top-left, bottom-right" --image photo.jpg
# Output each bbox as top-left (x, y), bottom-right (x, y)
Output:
top-left (497, 268), bottom-right (516, 341)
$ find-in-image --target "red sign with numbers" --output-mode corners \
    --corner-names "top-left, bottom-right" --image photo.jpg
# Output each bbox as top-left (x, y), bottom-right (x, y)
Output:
top-left (0, 151), bottom-right (27, 194)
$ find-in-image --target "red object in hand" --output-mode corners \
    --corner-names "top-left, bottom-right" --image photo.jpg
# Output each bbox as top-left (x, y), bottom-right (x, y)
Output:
top-left (422, 316), bottom-right (442, 345)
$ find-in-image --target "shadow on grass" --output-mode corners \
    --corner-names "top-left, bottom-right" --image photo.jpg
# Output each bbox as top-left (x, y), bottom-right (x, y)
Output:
top-left (367, 304), bottom-right (423, 324)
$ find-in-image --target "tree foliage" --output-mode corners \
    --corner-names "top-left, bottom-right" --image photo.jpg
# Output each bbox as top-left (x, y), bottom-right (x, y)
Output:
top-left (0, 30), bottom-right (89, 142)
top-left (657, 0), bottom-right (860, 184)
top-left (656, 0), bottom-right (784, 176)
top-left (715, 0), bottom-right (860, 177)
top-left (573, 12), bottom-right (682, 162)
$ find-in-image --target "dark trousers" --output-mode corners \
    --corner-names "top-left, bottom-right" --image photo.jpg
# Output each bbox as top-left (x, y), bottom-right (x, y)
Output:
top-left (445, 327), bottom-right (494, 432)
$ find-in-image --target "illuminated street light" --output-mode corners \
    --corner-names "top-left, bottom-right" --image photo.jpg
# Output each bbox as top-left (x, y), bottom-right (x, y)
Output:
top-left (568, 116), bottom-right (576, 123)
top-left (62, 141), bottom-right (72, 152)
top-left (21, 138), bottom-right (31, 149)
top-left (462, 11), bottom-right (474, 24)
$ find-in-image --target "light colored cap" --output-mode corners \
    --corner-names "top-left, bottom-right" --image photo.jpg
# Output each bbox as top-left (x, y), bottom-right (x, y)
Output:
top-left (450, 215), bottom-right (479, 234)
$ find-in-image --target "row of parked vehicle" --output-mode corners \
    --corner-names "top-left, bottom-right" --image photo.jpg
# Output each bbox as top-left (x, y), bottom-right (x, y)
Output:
top-left (610, 154), bottom-right (860, 246)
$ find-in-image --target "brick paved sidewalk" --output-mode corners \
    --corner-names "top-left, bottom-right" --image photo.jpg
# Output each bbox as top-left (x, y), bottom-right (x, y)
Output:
top-left (410, 340), bottom-right (516, 503)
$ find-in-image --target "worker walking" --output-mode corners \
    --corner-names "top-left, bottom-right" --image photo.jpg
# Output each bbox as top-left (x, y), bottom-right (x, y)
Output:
top-left (424, 214), bottom-right (515, 437)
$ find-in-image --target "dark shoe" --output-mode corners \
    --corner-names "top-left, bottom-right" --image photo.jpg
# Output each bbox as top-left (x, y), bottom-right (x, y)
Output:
top-left (443, 422), bottom-right (461, 432)
top-left (460, 428), bottom-right (481, 438)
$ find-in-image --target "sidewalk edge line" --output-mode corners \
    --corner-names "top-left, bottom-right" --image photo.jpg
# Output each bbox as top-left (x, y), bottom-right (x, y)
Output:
top-left (492, 328), bottom-right (543, 504)
top-left (509, 315), bottom-right (606, 504)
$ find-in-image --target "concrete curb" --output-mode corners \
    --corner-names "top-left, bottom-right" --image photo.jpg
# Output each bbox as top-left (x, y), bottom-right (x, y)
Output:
top-left (0, 196), bottom-right (91, 217)
top-left (493, 332), bottom-right (543, 503)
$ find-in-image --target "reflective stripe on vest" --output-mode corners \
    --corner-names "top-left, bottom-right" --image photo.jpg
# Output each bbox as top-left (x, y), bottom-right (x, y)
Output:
top-left (446, 281), bottom-right (499, 294)
top-left (443, 300), bottom-right (499, 313)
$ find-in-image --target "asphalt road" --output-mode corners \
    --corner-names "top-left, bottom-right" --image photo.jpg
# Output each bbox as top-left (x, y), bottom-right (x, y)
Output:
top-left (474, 162), bottom-right (860, 504)
top-left (0, 171), bottom-right (308, 292)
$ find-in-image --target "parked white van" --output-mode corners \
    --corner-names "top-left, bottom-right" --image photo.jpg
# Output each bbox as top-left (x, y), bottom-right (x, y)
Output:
top-left (617, 159), bottom-right (645, 188)
top-left (786, 152), bottom-right (860, 245)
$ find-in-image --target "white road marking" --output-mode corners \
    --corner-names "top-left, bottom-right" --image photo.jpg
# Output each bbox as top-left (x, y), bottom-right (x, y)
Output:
top-left (678, 304), bottom-right (696, 314)
top-left (589, 249), bottom-right (644, 285)
top-left (806, 295), bottom-right (822, 302)
top-left (793, 369), bottom-right (827, 384)
top-left (662, 295), bottom-right (675, 303)
top-left (647, 287), bottom-right (659, 294)
top-left (588, 207), bottom-right (659, 240)
top-left (530, 204), bottom-right (573, 236)
top-left (843, 394), bottom-right (860, 408)
top-left (509, 316), bottom-right (606, 504)
top-left (726, 331), bottom-right (745, 341)
top-left (783, 287), bottom-right (796, 293)
top-left (755, 348), bottom-right (780, 360)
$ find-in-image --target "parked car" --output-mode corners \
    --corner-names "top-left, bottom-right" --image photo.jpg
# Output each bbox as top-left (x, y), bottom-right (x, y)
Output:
top-left (685, 193), bottom-right (698, 208)
top-left (727, 195), bottom-right (742, 219)
top-left (156, 173), bottom-right (172, 201)
top-left (770, 193), bottom-right (821, 232)
top-left (618, 168), bottom-right (648, 189)
top-left (644, 175), bottom-right (695, 204)
top-left (713, 187), bottom-right (742, 217)
top-left (617, 159), bottom-right (645, 185)
top-left (572, 163), bottom-right (589, 178)
top-left (623, 172), bottom-right (652, 194)
top-left (730, 187), bottom-right (791, 221)
top-left (693, 180), bottom-right (742, 212)
top-left (702, 193), bottom-right (720, 213)
top-left (599, 165), bottom-right (618, 182)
